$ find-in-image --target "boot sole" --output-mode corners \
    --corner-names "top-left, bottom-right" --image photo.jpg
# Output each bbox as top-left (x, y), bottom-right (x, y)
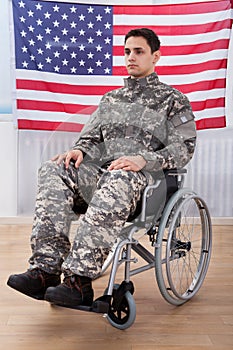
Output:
top-left (44, 289), bottom-right (93, 309)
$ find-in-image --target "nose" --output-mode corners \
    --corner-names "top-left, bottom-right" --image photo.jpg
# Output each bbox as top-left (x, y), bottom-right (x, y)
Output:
top-left (128, 51), bottom-right (136, 61)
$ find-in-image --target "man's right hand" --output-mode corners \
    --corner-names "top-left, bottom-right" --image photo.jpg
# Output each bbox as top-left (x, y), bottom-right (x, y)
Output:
top-left (51, 149), bottom-right (83, 169)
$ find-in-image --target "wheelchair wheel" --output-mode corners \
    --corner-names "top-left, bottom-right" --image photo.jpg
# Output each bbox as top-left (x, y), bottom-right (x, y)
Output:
top-left (106, 284), bottom-right (136, 330)
top-left (155, 188), bottom-right (212, 306)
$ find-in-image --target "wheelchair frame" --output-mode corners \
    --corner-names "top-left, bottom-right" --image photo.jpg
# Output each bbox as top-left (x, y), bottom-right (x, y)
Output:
top-left (55, 170), bottom-right (212, 330)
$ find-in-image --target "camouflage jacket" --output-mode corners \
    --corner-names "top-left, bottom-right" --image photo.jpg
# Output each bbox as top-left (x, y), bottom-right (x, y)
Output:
top-left (73, 72), bottom-right (196, 172)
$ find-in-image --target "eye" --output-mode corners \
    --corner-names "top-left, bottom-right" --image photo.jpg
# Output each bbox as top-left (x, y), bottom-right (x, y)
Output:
top-left (125, 49), bottom-right (130, 56)
top-left (136, 49), bottom-right (143, 55)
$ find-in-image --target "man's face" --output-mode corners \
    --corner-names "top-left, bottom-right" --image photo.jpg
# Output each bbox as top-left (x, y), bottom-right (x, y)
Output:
top-left (124, 36), bottom-right (160, 79)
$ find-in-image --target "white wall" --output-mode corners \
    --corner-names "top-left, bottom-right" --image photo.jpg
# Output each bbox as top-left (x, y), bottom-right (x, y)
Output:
top-left (0, 0), bottom-right (18, 216)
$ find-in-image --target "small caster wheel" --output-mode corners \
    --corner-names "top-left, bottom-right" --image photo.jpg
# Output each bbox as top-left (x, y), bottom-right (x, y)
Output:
top-left (106, 284), bottom-right (136, 330)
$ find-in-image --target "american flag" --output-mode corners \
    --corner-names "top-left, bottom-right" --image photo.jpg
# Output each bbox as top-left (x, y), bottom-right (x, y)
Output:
top-left (11, 0), bottom-right (232, 132)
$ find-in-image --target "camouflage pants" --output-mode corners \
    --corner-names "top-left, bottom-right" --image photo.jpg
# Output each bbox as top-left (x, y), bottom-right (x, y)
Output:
top-left (29, 160), bottom-right (150, 279)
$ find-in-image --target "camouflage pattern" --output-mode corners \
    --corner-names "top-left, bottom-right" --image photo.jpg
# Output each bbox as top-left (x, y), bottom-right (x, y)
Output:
top-left (29, 72), bottom-right (196, 279)
top-left (29, 159), bottom-right (150, 278)
top-left (73, 72), bottom-right (196, 172)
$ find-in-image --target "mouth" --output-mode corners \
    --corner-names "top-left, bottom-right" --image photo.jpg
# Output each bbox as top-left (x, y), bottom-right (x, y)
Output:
top-left (127, 64), bottom-right (137, 69)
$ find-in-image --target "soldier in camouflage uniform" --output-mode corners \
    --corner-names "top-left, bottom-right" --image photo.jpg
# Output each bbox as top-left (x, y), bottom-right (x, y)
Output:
top-left (7, 28), bottom-right (196, 307)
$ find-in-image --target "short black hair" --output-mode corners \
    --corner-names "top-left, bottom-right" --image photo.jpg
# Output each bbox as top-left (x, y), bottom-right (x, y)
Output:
top-left (124, 28), bottom-right (161, 53)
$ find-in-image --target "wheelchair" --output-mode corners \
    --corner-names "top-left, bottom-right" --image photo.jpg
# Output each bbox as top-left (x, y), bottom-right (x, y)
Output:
top-left (61, 169), bottom-right (212, 330)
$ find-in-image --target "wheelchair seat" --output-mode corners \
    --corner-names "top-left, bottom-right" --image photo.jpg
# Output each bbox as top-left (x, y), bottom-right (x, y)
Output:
top-left (127, 168), bottom-right (186, 224)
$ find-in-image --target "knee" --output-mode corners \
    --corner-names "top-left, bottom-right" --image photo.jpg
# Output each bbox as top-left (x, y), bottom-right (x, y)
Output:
top-left (98, 170), bottom-right (133, 192)
top-left (38, 160), bottom-right (57, 177)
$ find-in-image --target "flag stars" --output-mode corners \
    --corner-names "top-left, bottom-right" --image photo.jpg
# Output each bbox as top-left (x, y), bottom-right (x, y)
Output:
top-left (79, 14), bottom-right (85, 21)
top-left (15, 3), bottom-right (113, 75)
top-left (28, 25), bottom-right (34, 32)
top-left (87, 52), bottom-right (94, 59)
top-left (53, 35), bottom-right (60, 43)
top-left (36, 3), bottom-right (42, 10)
top-left (79, 59), bottom-right (85, 66)
top-left (37, 62), bottom-right (44, 70)
top-left (105, 67), bottom-right (111, 74)
top-left (44, 12), bottom-right (51, 19)
top-left (96, 14), bottom-right (102, 21)
top-left (19, 16), bottom-right (26, 23)
top-left (70, 36), bottom-right (77, 43)
top-left (104, 52), bottom-right (111, 59)
top-left (87, 67), bottom-right (94, 74)
top-left (62, 59), bottom-right (69, 66)
top-left (104, 22), bottom-right (111, 30)
top-left (37, 48), bottom-right (44, 55)
top-left (45, 27), bottom-right (52, 34)
top-left (70, 52), bottom-right (77, 59)
top-left (46, 57), bottom-right (52, 63)
top-left (53, 5), bottom-right (60, 12)
top-left (96, 60), bottom-right (102, 67)
top-left (79, 29), bottom-right (85, 36)
top-left (54, 51), bottom-right (60, 58)
top-left (27, 10), bottom-right (34, 17)
top-left (62, 43), bottom-right (69, 51)
top-left (104, 7), bottom-right (111, 14)
top-left (45, 42), bottom-right (52, 49)
top-left (105, 37), bottom-right (111, 44)
top-left (62, 28), bottom-right (69, 35)
top-left (28, 39), bottom-right (35, 46)
top-left (70, 67), bottom-right (77, 73)
top-left (18, 1), bottom-right (25, 8)
top-left (20, 30), bottom-right (27, 37)
top-left (70, 5), bottom-right (77, 13)
top-left (70, 21), bottom-right (77, 29)
top-left (36, 19), bottom-right (43, 26)
top-left (96, 44), bottom-right (102, 52)
top-left (53, 20), bottom-right (60, 27)
top-left (79, 44), bottom-right (85, 51)
top-left (96, 29), bottom-right (102, 37)
top-left (37, 34), bottom-right (43, 41)
top-left (87, 22), bottom-right (94, 29)
top-left (87, 37), bottom-right (94, 44)
top-left (87, 6), bottom-right (94, 13)
top-left (61, 13), bottom-right (68, 20)
top-left (22, 61), bottom-right (28, 68)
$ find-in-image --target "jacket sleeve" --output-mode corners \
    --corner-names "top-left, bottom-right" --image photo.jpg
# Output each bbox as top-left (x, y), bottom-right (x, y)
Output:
top-left (140, 93), bottom-right (197, 172)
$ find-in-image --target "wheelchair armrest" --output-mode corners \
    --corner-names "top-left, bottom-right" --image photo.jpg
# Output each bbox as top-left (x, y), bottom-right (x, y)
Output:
top-left (154, 168), bottom-right (187, 179)
top-left (140, 180), bottom-right (161, 222)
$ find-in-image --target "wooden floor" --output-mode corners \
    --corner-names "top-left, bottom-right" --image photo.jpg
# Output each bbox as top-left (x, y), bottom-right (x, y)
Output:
top-left (0, 224), bottom-right (232, 350)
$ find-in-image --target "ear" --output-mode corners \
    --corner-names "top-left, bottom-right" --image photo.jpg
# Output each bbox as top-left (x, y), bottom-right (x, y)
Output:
top-left (153, 50), bottom-right (161, 65)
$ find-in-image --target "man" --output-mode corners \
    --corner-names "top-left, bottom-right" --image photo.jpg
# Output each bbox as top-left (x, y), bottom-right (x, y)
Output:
top-left (7, 28), bottom-right (196, 307)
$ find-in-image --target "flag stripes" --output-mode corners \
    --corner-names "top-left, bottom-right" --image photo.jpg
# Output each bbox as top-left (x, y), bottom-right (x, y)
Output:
top-left (11, 0), bottom-right (232, 132)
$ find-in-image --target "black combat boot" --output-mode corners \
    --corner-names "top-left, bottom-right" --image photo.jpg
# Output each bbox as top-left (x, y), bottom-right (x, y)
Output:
top-left (7, 268), bottom-right (61, 300)
top-left (44, 274), bottom-right (94, 307)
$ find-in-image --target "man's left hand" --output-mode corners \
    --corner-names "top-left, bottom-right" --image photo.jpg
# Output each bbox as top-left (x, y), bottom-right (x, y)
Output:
top-left (108, 155), bottom-right (146, 172)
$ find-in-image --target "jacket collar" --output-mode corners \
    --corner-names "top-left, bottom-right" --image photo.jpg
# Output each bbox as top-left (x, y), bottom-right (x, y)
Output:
top-left (124, 72), bottom-right (159, 89)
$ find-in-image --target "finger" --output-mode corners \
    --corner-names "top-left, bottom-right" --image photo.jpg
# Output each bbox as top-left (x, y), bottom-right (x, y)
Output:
top-left (51, 154), bottom-right (59, 162)
top-left (74, 157), bottom-right (82, 169)
top-left (64, 153), bottom-right (72, 169)
top-left (56, 154), bottom-right (67, 165)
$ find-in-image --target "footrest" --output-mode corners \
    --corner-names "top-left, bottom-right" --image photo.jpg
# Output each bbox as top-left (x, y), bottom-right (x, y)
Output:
top-left (50, 294), bottom-right (111, 314)
top-left (92, 295), bottom-right (111, 313)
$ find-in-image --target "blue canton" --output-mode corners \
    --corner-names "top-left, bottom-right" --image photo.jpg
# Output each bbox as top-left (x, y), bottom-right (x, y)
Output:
top-left (12, 0), bottom-right (113, 75)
